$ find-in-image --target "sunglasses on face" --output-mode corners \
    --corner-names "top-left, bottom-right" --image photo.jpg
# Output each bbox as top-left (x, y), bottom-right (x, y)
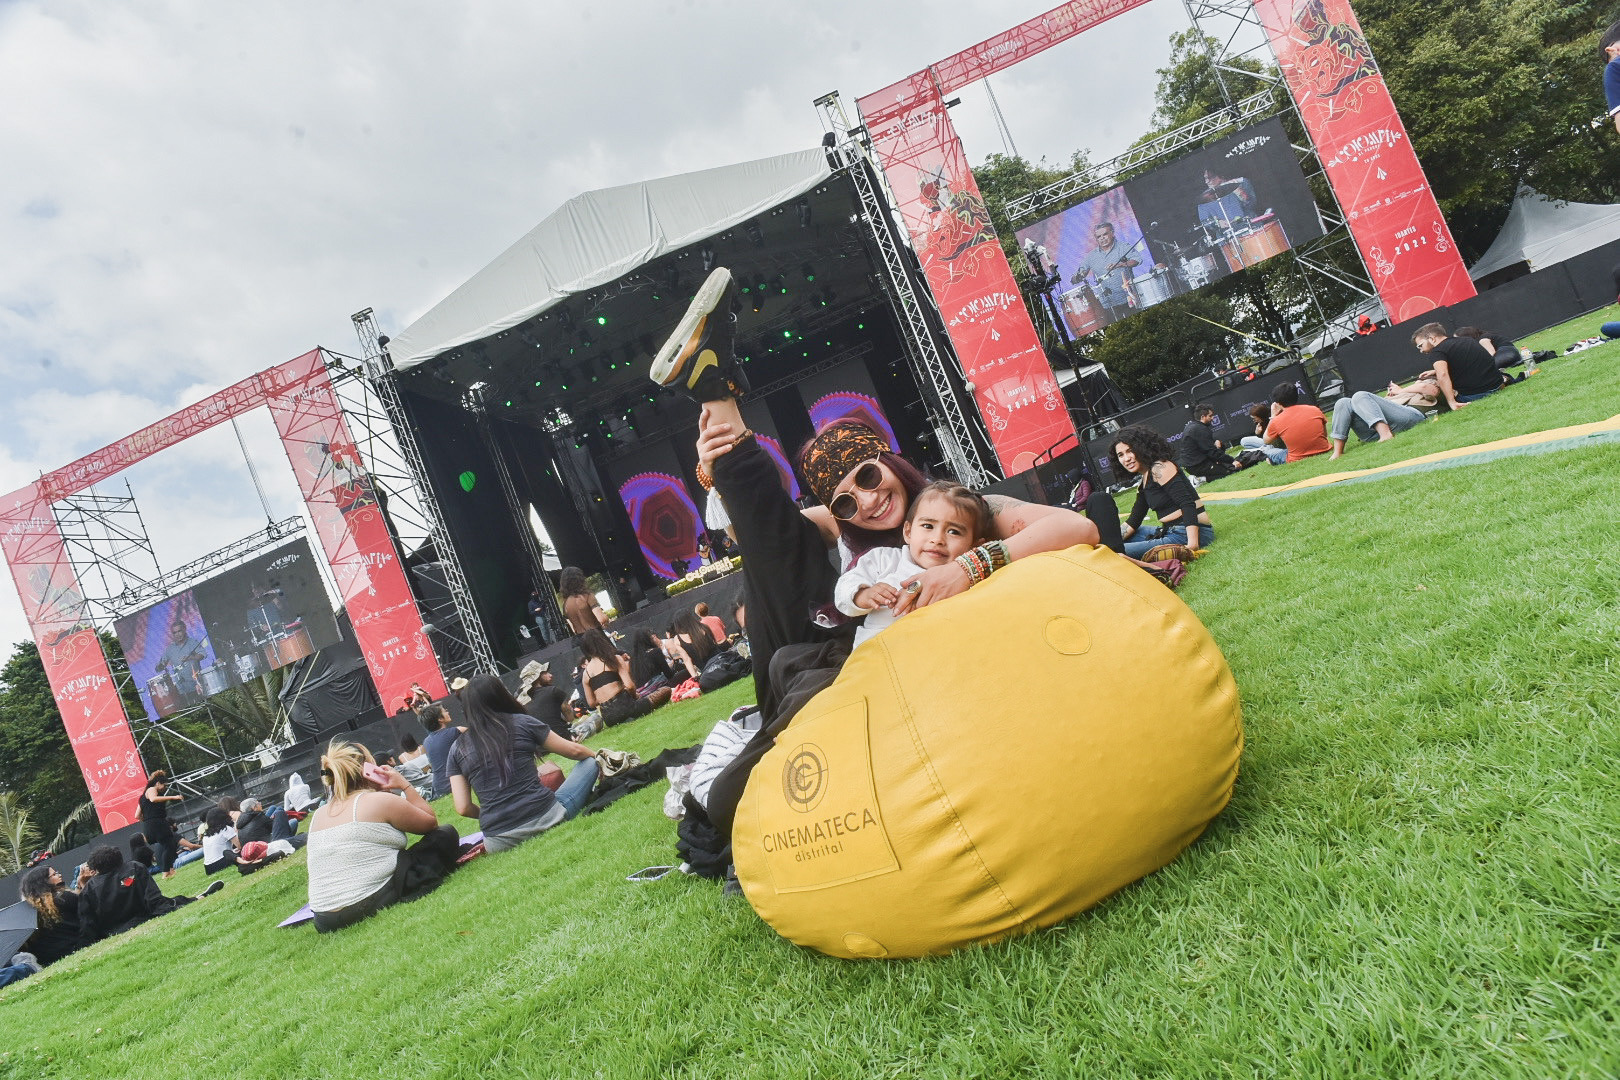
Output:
top-left (828, 462), bottom-right (883, 521)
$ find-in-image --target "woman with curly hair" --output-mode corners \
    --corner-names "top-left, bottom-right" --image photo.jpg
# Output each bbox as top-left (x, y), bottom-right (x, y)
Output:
top-left (1092, 425), bottom-right (1216, 559)
top-left (18, 865), bottom-right (85, 966)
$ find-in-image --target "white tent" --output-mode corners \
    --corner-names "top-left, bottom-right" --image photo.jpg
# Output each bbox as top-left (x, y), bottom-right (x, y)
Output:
top-left (388, 148), bottom-right (833, 371)
top-left (1468, 187), bottom-right (1620, 281)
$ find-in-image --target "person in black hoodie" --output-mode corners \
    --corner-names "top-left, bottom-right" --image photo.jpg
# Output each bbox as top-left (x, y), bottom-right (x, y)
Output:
top-left (76, 845), bottom-right (222, 945)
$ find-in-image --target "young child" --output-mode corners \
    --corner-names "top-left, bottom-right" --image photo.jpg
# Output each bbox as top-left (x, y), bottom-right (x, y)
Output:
top-left (834, 480), bottom-right (992, 647)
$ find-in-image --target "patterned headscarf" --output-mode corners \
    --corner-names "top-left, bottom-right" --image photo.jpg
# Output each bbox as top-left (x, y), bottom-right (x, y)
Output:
top-left (799, 420), bottom-right (891, 508)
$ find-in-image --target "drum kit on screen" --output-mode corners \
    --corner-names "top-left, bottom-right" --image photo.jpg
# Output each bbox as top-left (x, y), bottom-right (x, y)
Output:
top-left (143, 595), bottom-right (315, 716)
top-left (1059, 195), bottom-right (1289, 337)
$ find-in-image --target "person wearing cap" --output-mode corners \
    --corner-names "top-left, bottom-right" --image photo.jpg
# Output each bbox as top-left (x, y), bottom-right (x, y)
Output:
top-left (516, 661), bottom-right (571, 741)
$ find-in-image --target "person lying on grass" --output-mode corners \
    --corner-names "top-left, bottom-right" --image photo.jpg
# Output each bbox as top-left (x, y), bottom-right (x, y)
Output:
top-left (448, 675), bottom-right (607, 853)
top-left (835, 481), bottom-right (993, 648)
top-left (78, 844), bottom-right (223, 945)
top-left (306, 740), bottom-right (464, 933)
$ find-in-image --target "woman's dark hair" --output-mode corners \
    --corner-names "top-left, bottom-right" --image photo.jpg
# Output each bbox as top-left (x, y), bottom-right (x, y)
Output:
top-left (1248, 404), bottom-right (1269, 427)
top-left (217, 796), bottom-right (240, 813)
top-left (146, 770), bottom-right (167, 788)
top-left (1112, 426), bottom-right (1177, 474)
top-left (205, 807), bottom-right (234, 835)
top-left (1455, 326), bottom-right (1483, 340)
top-left (628, 629), bottom-right (667, 687)
top-left (459, 674), bottom-right (526, 787)
top-left (558, 567), bottom-right (589, 597)
top-left (129, 834), bottom-right (155, 866)
top-left (578, 628), bottom-right (621, 669)
top-left (674, 612), bottom-right (716, 668)
top-left (694, 602), bottom-right (710, 617)
top-left (20, 866), bottom-right (63, 925)
top-left (401, 733), bottom-right (419, 753)
top-left (86, 845), bottom-right (124, 876)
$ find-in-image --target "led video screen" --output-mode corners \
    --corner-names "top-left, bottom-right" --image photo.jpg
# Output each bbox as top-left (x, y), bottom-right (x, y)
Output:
top-left (113, 538), bottom-right (340, 720)
top-left (1015, 118), bottom-right (1323, 338)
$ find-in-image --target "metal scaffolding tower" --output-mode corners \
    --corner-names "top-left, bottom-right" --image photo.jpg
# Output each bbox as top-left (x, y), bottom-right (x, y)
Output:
top-left (347, 309), bottom-right (497, 674)
top-left (814, 91), bottom-right (995, 488)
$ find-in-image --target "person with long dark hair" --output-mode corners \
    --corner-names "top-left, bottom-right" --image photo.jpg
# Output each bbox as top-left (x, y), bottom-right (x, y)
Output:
top-left (19, 866), bottom-right (85, 967)
top-left (448, 674), bottom-right (606, 852)
top-left (579, 628), bottom-right (671, 726)
top-left (667, 611), bottom-right (718, 680)
top-left (138, 770), bottom-right (183, 878)
top-left (627, 628), bottom-right (676, 692)
top-left (1087, 426), bottom-right (1216, 559)
top-left (647, 267), bottom-right (1099, 834)
top-left (558, 567), bottom-right (607, 635)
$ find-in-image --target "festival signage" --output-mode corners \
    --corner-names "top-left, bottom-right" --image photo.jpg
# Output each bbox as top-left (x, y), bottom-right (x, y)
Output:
top-left (858, 80), bottom-right (1077, 477)
top-left (1251, 0), bottom-right (1474, 320)
top-left (265, 351), bottom-right (447, 709)
top-left (0, 488), bottom-right (146, 830)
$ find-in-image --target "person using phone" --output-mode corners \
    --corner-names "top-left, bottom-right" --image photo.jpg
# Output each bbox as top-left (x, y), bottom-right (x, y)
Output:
top-left (304, 739), bottom-right (464, 932)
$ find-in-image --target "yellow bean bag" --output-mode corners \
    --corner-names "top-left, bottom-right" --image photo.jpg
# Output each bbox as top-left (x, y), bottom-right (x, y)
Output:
top-left (731, 544), bottom-right (1242, 959)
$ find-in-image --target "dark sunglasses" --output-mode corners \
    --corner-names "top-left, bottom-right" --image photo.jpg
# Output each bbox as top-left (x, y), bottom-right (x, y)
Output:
top-left (828, 462), bottom-right (883, 521)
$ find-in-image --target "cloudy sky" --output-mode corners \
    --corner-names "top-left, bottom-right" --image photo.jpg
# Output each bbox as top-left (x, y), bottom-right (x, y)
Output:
top-left (0, 0), bottom-right (1214, 655)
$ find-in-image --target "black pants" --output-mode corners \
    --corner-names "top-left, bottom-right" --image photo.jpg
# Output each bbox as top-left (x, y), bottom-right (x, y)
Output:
top-left (1493, 346), bottom-right (1522, 369)
top-left (600, 691), bottom-right (653, 727)
top-left (1084, 491), bottom-right (1127, 555)
top-left (144, 823), bottom-right (178, 873)
top-left (313, 825), bottom-right (463, 933)
top-left (704, 435), bottom-right (854, 836)
top-left (1192, 454), bottom-right (1240, 479)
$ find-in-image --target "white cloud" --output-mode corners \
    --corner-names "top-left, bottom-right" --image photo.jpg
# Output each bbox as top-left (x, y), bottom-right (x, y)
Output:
top-left (0, 0), bottom-right (1206, 651)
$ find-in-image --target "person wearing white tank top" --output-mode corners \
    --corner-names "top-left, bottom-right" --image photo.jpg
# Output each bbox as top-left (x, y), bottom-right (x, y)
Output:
top-left (306, 740), bottom-right (465, 932)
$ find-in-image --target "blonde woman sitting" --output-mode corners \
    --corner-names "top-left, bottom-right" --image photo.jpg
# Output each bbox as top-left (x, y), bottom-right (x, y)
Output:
top-left (305, 740), bottom-right (464, 932)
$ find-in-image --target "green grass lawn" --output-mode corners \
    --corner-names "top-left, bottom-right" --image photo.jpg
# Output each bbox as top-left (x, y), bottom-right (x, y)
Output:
top-left (4, 315), bottom-right (1618, 1078)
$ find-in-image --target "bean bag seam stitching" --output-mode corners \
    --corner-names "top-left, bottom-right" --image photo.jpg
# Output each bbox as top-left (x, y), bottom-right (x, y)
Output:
top-left (878, 636), bottom-right (1027, 932)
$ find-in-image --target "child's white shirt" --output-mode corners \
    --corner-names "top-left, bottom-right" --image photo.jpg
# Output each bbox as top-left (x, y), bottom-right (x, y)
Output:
top-left (834, 546), bottom-right (927, 647)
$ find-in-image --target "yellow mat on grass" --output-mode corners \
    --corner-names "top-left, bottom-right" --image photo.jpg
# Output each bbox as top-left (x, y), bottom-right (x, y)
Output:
top-left (1200, 413), bottom-right (1620, 503)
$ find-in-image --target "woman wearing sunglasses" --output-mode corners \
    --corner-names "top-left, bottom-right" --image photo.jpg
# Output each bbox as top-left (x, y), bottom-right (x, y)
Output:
top-left (649, 267), bottom-right (1100, 836)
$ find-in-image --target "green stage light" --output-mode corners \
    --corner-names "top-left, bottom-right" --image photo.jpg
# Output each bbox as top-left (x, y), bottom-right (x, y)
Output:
top-left (504, 400), bottom-right (512, 407)
top-left (458, 471), bottom-right (477, 492)
top-left (782, 330), bottom-right (793, 339)
top-left (595, 315), bottom-right (608, 326)
top-left (534, 380), bottom-right (542, 387)
top-left (857, 322), bottom-right (866, 329)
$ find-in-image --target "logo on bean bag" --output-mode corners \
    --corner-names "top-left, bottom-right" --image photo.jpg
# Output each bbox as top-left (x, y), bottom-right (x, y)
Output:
top-left (782, 743), bottom-right (828, 813)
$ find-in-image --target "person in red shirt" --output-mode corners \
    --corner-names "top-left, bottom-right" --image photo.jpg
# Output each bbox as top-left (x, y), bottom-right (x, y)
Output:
top-left (1262, 381), bottom-right (1330, 462)
top-left (694, 602), bottom-right (728, 644)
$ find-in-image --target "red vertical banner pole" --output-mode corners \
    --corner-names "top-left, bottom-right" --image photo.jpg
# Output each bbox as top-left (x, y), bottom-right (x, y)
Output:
top-left (858, 79), bottom-right (1077, 477)
top-left (1251, 0), bottom-right (1475, 320)
top-left (0, 486), bottom-right (147, 830)
top-left (265, 350), bottom-right (448, 710)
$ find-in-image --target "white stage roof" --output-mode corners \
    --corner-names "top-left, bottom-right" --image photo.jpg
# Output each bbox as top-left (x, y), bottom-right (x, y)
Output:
top-left (387, 149), bottom-right (833, 371)
top-left (1469, 187), bottom-right (1620, 280)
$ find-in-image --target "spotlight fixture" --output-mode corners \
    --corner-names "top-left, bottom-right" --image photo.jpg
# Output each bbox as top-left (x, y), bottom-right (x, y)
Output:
top-left (797, 197), bottom-right (812, 229)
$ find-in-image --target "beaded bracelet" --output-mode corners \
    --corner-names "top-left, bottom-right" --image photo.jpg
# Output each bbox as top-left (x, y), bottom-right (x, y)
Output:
top-left (694, 463), bottom-right (713, 491)
top-left (956, 541), bottom-right (1011, 587)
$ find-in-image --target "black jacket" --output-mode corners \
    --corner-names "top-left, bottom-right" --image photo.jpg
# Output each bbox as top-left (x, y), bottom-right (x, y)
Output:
top-left (235, 810), bottom-right (274, 845)
top-left (78, 861), bottom-right (184, 943)
top-left (1175, 420), bottom-right (1226, 472)
top-left (26, 890), bottom-right (86, 966)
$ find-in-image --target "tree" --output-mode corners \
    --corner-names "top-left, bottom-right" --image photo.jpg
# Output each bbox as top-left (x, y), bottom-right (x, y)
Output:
top-left (1086, 292), bottom-right (1241, 401)
top-left (0, 641), bottom-right (93, 843)
top-left (1358, 0), bottom-right (1620, 259)
top-left (0, 792), bottom-right (42, 873)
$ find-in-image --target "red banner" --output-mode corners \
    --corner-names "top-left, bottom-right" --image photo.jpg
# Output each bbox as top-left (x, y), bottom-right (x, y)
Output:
top-left (858, 80), bottom-right (1076, 475)
top-left (1, 488), bottom-right (146, 830)
top-left (1252, 0), bottom-right (1474, 321)
top-left (265, 352), bottom-right (447, 711)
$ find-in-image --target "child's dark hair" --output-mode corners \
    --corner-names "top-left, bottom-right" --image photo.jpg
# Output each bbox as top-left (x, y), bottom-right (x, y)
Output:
top-left (905, 480), bottom-right (993, 543)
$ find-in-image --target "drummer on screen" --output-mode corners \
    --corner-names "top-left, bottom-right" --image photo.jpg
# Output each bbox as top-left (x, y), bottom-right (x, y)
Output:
top-left (1200, 169), bottom-right (1259, 216)
top-left (1070, 221), bottom-right (1139, 326)
top-left (158, 617), bottom-right (208, 699)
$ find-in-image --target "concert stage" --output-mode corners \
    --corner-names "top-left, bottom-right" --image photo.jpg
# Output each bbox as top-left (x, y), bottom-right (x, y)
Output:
top-left (380, 148), bottom-right (977, 669)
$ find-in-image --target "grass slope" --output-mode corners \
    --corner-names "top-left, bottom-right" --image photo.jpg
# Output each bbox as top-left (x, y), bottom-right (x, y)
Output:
top-left (3, 317), bottom-right (1617, 1079)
